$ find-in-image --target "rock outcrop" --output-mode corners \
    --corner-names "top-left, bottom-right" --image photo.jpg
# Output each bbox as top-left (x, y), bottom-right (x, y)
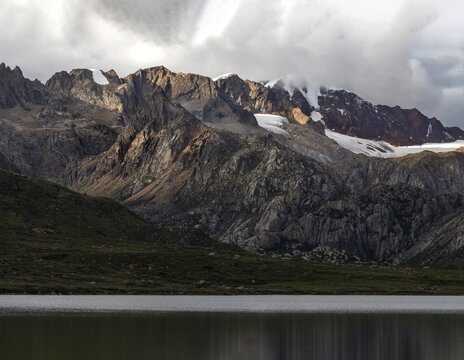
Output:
top-left (407, 209), bottom-right (464, 267)
top-left (282, 184), bottom-right (463, 262)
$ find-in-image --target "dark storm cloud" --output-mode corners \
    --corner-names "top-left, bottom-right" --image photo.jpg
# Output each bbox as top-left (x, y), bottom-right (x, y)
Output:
top-left (421, 56), bottom-right (464, 88)
top-left (90, 0), bottom-right (207, 44)
top-left (0, 0), bottom-right (463, 126)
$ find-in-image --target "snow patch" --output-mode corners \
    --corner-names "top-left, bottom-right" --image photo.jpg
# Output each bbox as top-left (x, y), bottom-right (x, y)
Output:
top-left (426, 122), bottom-right (433, 139)
top-left (212, 73), bottom-right (236, 81)
top-left (310, 111), bottom-right (323, 122)
top-left (325, 130), bottom-right (395, 157)
top-left (254, 114), bottom-right (290, 137)
top-left (303, 83), bottom-right (322, 109)
top-left (328, 86), bottom-right (353, 93)
top-left (391, 141), bottom-right (464, 157)
top-left (337, 108), bottom-right (346, 116)
top-left (90, 69), bottom-right (109, 85)
top-left (325, 129), bottom-right (464, 158)
top-left (264, 78), bottom-right (280, 89)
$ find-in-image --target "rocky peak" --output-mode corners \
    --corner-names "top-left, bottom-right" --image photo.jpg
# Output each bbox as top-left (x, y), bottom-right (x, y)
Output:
top-left (216, 74), bottom-right (314, 124)
top-left (318, 88), bottom-right (390, 138)
top-left (214, 73), bottom-right (243, 88)
top-left (0, 63), bottom-right (15, 80)
top-left (46, 68), bottom-right (125, 112)
top-left (69, 68), bottom-right (94, 81)
top-left (122, 66), bottom-right (259, 133)
top-left (102, 69), bottom-right (121, 85)
top-left (12, 66), bottom-right (23, 75)
top-left (376, 105), bottom-right (463, 145)
top-left (124, 66), bottom-right (215, 101)
top-left (0, 63), bottom-right (47, 109)
top-left (46, 70), bottom-right (73, 92)
top-left (318, 88), bottom-right (464, 146)
top-left (446, 126), bottom-right (464, 140)
top-left (44, 65), bottom-right (258, 133)
top-left (0, 63), bottom-right (24, 77)
top-left (46, 69), bottom-right (97, 93)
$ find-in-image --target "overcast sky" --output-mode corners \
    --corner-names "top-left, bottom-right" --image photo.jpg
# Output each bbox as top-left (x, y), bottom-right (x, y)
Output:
top-left (1, 0), bottom-right (463, 126)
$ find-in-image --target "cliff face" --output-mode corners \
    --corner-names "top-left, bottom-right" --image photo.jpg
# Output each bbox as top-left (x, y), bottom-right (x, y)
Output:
top-left (46, 69), bottom-right (125, 113)
top-left (282, 184), bottom-right (463, 262)
top-left (408, 209), bottom-right (464, 267)
top-left (0, 65), bottom-right (122, 179)
top-left (215, 74), bottom-right (314, 124)
top-left (2, 64), bottom-right (464, 265)
top-left (122, 67), bottom-right (260, 133)
top-left (0, 63), bottom-right (47, 109)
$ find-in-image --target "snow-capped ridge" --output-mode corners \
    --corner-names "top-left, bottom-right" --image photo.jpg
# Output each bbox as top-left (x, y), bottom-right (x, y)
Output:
top-left (265, 74), bottom-right (321, 109)
top-left (212, 73), bottom-right (237, 81)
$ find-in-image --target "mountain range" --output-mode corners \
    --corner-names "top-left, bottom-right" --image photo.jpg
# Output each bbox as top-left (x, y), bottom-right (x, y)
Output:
top-left (2, 62), bottom-right (464, 267)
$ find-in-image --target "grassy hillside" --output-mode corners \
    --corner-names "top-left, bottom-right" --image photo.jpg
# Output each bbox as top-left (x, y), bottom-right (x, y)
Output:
top-left (0, 170), bottom-right (213, 245)
top-left (2, 169), bottom-right (464, 295)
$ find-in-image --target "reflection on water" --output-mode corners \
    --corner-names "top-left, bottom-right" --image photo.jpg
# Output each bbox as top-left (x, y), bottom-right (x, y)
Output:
top-left (1, 312), bottom-right (464, 360)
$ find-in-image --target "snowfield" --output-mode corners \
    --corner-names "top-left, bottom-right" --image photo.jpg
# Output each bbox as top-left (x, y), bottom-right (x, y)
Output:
top-left (253, 115), bottom-right (464, 158)
top-left (254, 114), bottom-right (291, 137)
top-left (325, 129), bottom-right (464, 158)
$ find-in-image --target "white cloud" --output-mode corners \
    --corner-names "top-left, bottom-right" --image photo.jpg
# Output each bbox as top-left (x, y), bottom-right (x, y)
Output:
top-left (193, 0), bottom-right (243, 44)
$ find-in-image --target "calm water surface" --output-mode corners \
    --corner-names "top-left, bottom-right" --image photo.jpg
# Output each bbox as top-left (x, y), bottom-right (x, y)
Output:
top-left (1, 296), bottom-right (464, 360)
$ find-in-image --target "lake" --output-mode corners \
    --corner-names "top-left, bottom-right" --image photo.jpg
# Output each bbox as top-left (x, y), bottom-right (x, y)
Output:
top-left (1, 296), bottom-right (464, 359)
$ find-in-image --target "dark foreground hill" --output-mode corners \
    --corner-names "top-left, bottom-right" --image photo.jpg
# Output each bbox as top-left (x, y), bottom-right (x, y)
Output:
top-left (3, 169), bottom-right (464, 295)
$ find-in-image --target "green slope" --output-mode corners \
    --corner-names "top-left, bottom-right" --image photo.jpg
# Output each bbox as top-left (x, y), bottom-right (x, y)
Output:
top-left (0, 169), bottom-right (213, 245)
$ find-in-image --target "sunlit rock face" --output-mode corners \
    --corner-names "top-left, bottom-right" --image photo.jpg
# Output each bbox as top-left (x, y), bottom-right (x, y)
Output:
top-left (215, 74), bottom-right (315, 125)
